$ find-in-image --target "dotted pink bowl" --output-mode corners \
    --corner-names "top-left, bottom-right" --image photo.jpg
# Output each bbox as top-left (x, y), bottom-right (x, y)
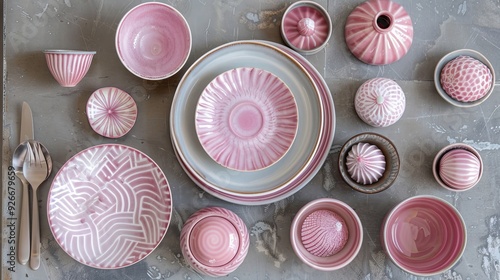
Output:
top-left (290, 198), bottom-right (363, 271)
top-left (44, 50), bottom-right (95, 87)
top-left (116, 2), bottom-right (191, 80)
top-left (180, 207), bottom-right (249, 277)
top-left (381, 195), bottom-right (467, 276)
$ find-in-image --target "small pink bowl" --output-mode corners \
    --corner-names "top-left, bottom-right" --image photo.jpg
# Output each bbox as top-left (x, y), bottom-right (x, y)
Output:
top-left (116, 2), bottom-right (191, 80)
top-left (432, 143), bottom-right (483, 191)
top-left (180, 207), bottom-right (249, 277)
top-left (44, 50), bottom-right (96, 87)
top-left (290, 198), bottom-right (363, 271)
top-left (381, 195), bottom-right (467, 276)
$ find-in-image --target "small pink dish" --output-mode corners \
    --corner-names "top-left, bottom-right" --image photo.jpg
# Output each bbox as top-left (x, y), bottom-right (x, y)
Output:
top-left (195, 67), bottom-right (298, 172)
top-left (281, 1), bottom-right (332, 55)
top-left (86, 87), bottom-right (138, 138)
top-left (44, 50), bottom-right (96, 87)
top-left (434, 49), bottom-right (495, 107)
top-left (432, 143), bottom-right (483, 191)
top-left (116, 2), bottom-right (191, 80)
top-left (381, 195), bottom-right (467, 276)
top-left (180, 207), bottom-right (249, 277)
top-left (290, 198), bottom-right (363, 271)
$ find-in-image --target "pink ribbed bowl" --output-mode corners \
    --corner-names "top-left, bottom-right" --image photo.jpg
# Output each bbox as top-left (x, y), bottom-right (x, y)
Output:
top-left (432, 143), bottom-right (483, 191)
top-left (381, 195), bottom-right (467, 276)
top-left (345, 0), bottom-right (413, 65)
top-left (180, 207), bottom-right (249, 277)
top-left (44, 50), bottom-right (95, 87)
top-left (290, 198), bottom-right (363, 271)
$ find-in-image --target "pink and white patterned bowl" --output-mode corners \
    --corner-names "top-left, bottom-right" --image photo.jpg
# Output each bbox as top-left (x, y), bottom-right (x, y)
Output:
top-left (434, 49), bottom-right (495, 107)
top-left (116, 2), bottom-right (191, 80)
top-left (86, 87), bottom-right (138, 138)
top-left (290, 198), bottom-right (363, 271)
top-left (180, 207), bottom-right (249, 277)
top-left (432, 143), bottom-right (483, 191)
top-left (381, 195), bottom-right (467, 276)
top-left (195, 67), bottom-right (298, 172)
top-left (281, 1), bottom-right (332, 55)
top-left (44, 50), bottom-right (95, 87)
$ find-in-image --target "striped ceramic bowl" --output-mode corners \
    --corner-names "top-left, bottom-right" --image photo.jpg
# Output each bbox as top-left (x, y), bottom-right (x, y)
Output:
top-left (44, 50), bottom-right (95, 87)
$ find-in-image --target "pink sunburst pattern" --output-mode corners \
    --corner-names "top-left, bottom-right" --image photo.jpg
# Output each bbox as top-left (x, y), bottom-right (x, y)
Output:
top-left (86, 87), bottom-right (138, 138)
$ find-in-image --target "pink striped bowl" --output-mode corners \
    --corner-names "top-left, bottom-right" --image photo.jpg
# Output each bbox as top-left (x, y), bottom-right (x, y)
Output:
top-left (432, 143), bottom-right (483, 191)
top-left (180, 207), bottom-right (249, 277)
top-left (44, 50), bottom-right (95, 87)
top-left (290, 198), bottom-right (363, 271)
top-left (381, 195), bottom-right (467, 276)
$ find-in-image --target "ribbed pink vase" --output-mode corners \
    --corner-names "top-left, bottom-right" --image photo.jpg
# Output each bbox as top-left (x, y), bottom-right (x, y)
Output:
top-left (345, 0), bottom-right (413, 65)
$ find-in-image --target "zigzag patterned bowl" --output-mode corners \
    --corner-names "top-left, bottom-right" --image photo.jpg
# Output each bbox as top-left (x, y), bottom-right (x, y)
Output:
top-left (47, 144), bottom-right (172, 269)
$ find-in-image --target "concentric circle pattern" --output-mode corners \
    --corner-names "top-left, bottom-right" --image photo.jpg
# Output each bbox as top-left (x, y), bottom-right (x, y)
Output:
top-left (86, 87), bottom-right (137, 138)
top-left (47, 144), bottom-right (172, 269)
top-left (195, 67), bottom-right (298, 171)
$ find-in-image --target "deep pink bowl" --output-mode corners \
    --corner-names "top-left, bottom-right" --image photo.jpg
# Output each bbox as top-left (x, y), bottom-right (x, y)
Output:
top-left (116, 2), bottom-right (191, 80)
top-left (381, 195), bottom-right (467, 276)
top-left (290, 198), bottom-right (363, 271)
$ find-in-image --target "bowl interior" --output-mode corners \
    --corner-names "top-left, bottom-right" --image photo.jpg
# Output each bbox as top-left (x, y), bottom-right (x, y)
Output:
top-left (291, 199), bottom-right (363, 271)
top-left (338, 133), bottom-right (400, 194)
top-left (116, 2), bottom-right (191, 80)
top-left (434, 49), bottom-right (495, 107)
top-left (382, 196), bottom-right (466, 276)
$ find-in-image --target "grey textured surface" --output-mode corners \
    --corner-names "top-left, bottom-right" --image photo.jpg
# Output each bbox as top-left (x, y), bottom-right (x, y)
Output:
top-left (2, 1), bottom-right (500, 279)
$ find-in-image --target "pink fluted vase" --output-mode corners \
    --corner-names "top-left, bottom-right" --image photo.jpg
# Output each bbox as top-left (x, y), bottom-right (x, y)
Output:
top-left (344, 0), bottom-right (413, 65)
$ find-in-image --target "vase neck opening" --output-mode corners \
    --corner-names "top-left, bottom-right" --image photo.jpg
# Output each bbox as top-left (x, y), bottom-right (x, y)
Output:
top-left (373, 12), bottom-right (393, 33)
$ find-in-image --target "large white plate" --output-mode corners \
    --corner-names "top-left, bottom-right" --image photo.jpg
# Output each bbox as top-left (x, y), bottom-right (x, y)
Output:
top-left (171, 41), bottom-right (334, 204)
top-left (47, 144), bottom-right (172, 269)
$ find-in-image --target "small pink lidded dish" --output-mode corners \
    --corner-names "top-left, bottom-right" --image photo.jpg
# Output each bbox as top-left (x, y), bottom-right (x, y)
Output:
top-left (180, 207), bottom-right (249, 277)
top-left (86, 87), bottom-right (138, 138)
top-left (432, 143), bottom-right (483, 191)
top-left (44, 50), bottom-right (96, 87)
top-left (290, 198), bottom-right (363, 271)
top-left (281, 1), bottom-right (332, 55)
top-left (434, 49), bottom-right (495, 107)
top-left (195, 67), bottom-right (298, 172)
top-left (116, 2), bottom-right (191, 80)
top-left (381, 195), bottom-right (467, 276)
top-left (338, 133), bottom-right (400, 194)
top-left (354, 78), bottom-right (406, 128)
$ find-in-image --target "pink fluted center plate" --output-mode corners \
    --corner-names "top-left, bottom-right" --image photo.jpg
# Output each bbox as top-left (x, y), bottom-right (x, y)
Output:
top-left (195, 67), bottom-right (298, 171)
top-left (86, 87), bottom-right (138, 138)
top-left (47, 144), bottom-right (172, 269)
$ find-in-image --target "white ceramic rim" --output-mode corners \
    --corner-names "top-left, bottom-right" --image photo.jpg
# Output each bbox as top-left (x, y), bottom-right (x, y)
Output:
top-left (381, 195), bottom-right (467, 276)
top-left (44, 49), bottom-right (96, 54)
top-left (290, 198), bottom-right (363, 271)
top-left (434, 49), bottom-right (495, 107)
top-left (170, 40), bottom-right (325, 201)
top-left (432, 143), bottom-right (483, 192)
top-left (115, 2), bottom-right (192, 80)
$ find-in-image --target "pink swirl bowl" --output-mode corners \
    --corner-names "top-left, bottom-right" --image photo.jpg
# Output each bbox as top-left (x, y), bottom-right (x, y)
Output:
top-left (290, 198), bottom-right (363, 271)
top-left (180, 207), bottom-right (249, 277)
top-left (44, 50), bottom-right (96, 87)
top-left (381, 195), bottom-right (467, 276)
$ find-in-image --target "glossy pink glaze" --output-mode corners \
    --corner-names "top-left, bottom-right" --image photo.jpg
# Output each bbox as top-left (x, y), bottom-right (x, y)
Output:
top-left (439, 149), bottom-right (481, 190)
top-left (301, 210), bottom-right (348, 257)
top-left (195, 67), bottom-right (298, 171)
top-left (346, 142), bottom-right (386, 185)
top-left (382, 196), bottom-right (466, 276)
top-left (345, 0), bottom-right (413, 65)
top-left (47, 144), bottom-right (172, 269)
top-left (44, 50), bottom-right (95, 87)
top-left (180, 207), bottom-right (249, 277)
top-left (355, 78), bottom-right (406, 127)
top-left (116, 2), bottom-right (191, 80)
top-left (86, 87), bottom-right (137, 138)
top-left (440, 55), bottom-right (493, 102)
top-left (282, 5), bottom-right (330, 51)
